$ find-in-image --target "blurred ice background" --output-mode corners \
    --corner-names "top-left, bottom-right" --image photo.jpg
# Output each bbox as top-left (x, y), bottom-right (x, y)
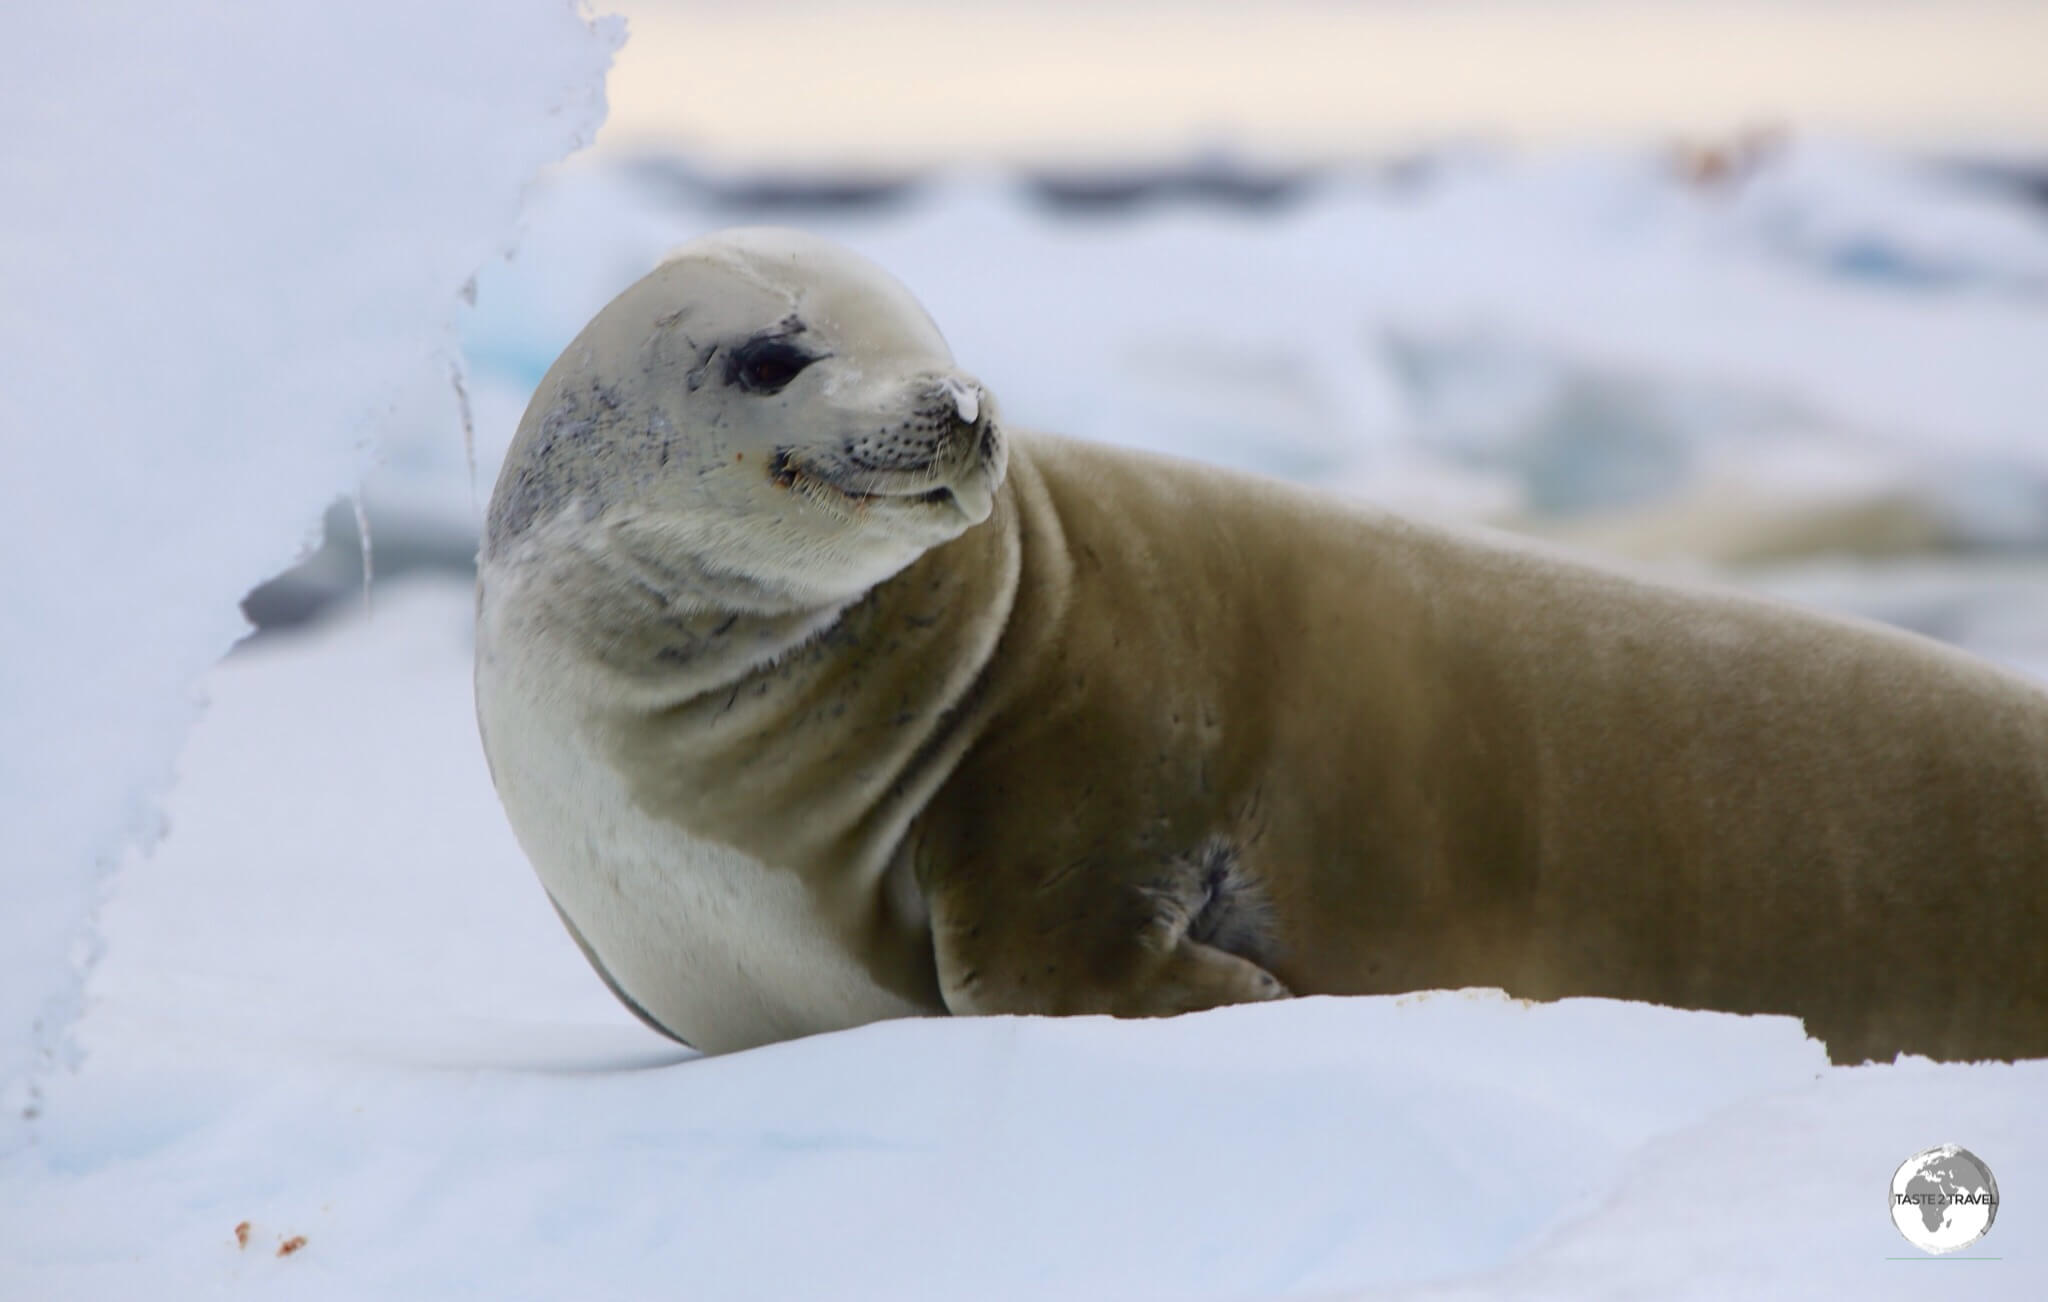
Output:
top-left (8, 2), bottom-right (2048, 1297)
top-left (255, 1), bottom-right (2048, 684)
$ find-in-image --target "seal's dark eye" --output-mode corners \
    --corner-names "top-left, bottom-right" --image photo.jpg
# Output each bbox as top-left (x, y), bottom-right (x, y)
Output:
top-left (727, 338), bottom-right (816, 395)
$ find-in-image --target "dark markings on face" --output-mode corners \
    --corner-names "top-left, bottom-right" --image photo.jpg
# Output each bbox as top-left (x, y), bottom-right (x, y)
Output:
top-left (485, 379), bottom-right (636, 555)
top-left (684, 343), bottom-right (720, 393)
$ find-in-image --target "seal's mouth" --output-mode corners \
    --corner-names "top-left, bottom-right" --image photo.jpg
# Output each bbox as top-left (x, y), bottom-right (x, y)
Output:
top-left (769, 450), bottom-right (954, 505)
top-left (768, 439), bottom-right (997, 522)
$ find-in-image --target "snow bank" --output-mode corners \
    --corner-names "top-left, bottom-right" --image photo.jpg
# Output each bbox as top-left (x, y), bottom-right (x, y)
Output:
top-left (0, 3), bottom-right (620, 1132)
top-left (1391, 1056), bottom-right (2047, 1300)
top-left (1, 581), bottom-right (2036, 1299)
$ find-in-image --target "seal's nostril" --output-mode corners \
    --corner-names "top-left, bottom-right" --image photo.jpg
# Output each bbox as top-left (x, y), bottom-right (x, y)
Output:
top-left (933, 375), bottom-right (980, 427)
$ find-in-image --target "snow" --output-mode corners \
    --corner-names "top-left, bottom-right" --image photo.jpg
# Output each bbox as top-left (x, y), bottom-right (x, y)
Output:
top-left (6, 10), bottom-right (2048, 1292)
top-left (0, 3), bottom-right (620, 1127)
top-left (1, 580), bottom-right (2040, 1299)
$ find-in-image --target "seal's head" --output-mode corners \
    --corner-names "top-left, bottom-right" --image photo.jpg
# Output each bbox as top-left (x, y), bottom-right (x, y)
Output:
top-left (488, 227), bottom-right (1006, 610)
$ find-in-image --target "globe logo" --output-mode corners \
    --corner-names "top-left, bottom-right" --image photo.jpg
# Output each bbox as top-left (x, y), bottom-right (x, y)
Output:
top-left (1890, 1146), bottom-right (1999, 1254)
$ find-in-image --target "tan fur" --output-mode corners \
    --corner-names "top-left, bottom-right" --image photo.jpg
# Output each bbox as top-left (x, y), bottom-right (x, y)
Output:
top-left (478, 229), bottom-right (2048, 1063)
top-left (913, 436), bottom-right (2048, 1063)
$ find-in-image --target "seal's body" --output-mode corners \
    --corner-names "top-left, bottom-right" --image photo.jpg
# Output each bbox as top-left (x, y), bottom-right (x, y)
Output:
top-left (477, 229), bottom-right (2048, 1062)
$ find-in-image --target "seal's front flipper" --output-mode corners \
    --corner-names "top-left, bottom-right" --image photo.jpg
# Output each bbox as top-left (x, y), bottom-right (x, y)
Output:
top-left (1129, 939), bottom-right (1291, 1015)
top-left (928, 835), bottom-right (1291, 1018)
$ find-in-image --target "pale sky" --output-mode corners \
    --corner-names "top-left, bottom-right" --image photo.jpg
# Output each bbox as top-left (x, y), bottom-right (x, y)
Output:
top-left (593, 0), bottom-right (2048, 166)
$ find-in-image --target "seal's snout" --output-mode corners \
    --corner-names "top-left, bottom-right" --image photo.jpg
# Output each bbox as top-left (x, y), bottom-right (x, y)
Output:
top-left (767, 369), bottom-right (1002, 526)
top-left (898, 372), bottom-right (1002, 526)
top-left (935, 375), bottom-right (980, 427)
top-left (911, 373), bottom-right (1000, 471)
top-left (945, 377), bottom-right (1004, 469)
top-left (917, 374), bottom-right (989, 441)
